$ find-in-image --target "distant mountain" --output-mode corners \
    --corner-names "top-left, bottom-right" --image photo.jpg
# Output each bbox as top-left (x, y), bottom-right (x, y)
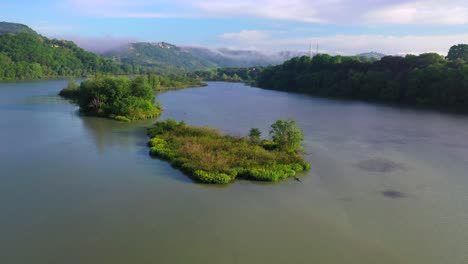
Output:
top-left (103, 42), bottom-right (300, 72)
top-left (104, 42), bottom-right (218, 72)
top-left (0, 22), bottom-right (38, 36)
top-left (356, 52), bottom-right (386, 61)
top-left (0, 22), bottom-right (133, 80)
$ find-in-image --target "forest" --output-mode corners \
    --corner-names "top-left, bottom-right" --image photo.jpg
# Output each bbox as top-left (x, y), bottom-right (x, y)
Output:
top-left (256, 44), bottom-right (468, 111)
top-left (0, 32), bottom-right (140, 80)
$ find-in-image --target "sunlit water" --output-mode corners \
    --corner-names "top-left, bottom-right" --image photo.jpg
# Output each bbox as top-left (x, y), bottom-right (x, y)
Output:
top-left (1, 80), bottom-right (467, 264)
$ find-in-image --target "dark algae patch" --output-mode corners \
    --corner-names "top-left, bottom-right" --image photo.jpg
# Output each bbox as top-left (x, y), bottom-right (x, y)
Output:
top-left (147, 119), bottom-right (310, 184)
top-left (382, 190), bottom-right (407, 199)
top-left (356, 158), bottom-right (405, 173)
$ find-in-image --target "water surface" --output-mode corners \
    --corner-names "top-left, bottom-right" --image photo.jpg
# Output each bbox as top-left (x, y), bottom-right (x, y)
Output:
top-left (1, 81), bottom-right (467, 264)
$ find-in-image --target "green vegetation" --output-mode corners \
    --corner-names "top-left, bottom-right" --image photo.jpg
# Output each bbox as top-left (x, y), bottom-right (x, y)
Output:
top-left (269, 119), bottom-right (304, 153)
top-left (0, 32), bottom-right (133, 80)
top-left (60, 75), bottom-right (162, 121)
top-left (191, 67), bottom-right (263, 84)
top-left (147, 73), bottom-right (206, 91)
top-left (0, 22), bottom-right (37, 35)
top-left (249, 128), bottom-right (262, 143)
top-left (59, 73), bottom-right (204, 120)
top-left (105, 42), bottom-right (218, 74)
top-left (447, 44), bottom-right (468, 61)
top-left (147, 119), bottom-right (310, 184)
top-left (58, 79), bottom-right (80, 98)
top-left (256, 45), bottom-right (468, 111)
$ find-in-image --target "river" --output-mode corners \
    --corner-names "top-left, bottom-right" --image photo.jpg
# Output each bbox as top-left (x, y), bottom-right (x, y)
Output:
top-left (1, 80), bottom-right (467, 263)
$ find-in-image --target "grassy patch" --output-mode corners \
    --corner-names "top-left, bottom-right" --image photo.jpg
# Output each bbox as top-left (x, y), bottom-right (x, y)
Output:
top-left (147, 119), bottom-right (310, 184)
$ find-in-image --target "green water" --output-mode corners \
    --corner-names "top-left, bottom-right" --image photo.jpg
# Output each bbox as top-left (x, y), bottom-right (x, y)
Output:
top-left (1, 80), bottom-right (467, 263)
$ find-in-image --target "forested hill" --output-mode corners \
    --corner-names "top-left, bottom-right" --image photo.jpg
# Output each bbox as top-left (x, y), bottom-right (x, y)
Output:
top-left (104, 42), bottom-right (218, 73)
top-left (103, 42), bottom-right (294, 73)
top-left (0, 22), bottom-right (136, 80)
top-left (256, 44), bottom-right (468, 111)
top-left (0, 22), bottom-right (38, 35)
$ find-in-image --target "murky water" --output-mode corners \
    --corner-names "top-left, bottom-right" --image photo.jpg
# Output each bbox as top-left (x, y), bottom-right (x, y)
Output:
top-left (1, 80), bottom-right (467, 263)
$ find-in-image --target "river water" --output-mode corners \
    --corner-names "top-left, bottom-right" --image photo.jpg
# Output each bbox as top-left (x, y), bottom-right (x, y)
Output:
top-left (1, 80), bottom-right (467, 263)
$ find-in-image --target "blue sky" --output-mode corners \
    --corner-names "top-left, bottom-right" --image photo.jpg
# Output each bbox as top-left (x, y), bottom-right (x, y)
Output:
top-left (1, 0), bottom-right (468, 54)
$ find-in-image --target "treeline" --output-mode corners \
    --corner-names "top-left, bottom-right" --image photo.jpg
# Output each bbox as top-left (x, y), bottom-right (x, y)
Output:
top-left (191, 67), bottom-right (263, 83)
top-left (256, 44), bottom-right (468, 111)
top-left (149, 74), bottom-right (205, 91)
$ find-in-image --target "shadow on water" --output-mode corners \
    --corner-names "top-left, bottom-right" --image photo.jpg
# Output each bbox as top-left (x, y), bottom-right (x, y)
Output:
top-left (355, 158), bottom-right (406, 173)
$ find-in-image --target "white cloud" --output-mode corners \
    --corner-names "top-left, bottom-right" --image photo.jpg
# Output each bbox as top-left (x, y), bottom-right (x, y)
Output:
top-left (218, 30), bottom-right (468, 54)
top-left (365, 1), bottom-right (468, 25)
top-left (63, 0), bottom-right (182, 18)
top-left (61, 0), bottom-right (468, 25)
top-left (193, 0), bottom-right (325, 22)
top-left (55, 35), bottom-right (137, 53)
top-left (220, 30), bottom-right (269, 42)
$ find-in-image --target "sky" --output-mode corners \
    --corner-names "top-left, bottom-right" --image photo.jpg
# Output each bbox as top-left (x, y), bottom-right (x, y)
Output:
top-left (1, 0), bottom-right (468, 54)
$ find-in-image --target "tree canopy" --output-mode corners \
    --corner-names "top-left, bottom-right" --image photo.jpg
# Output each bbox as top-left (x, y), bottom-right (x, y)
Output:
top-left (256, 45), bottom-right (468, 111)
top-left (447, 44), bottom-right (468, 62)
top-left (269, 120), bottom-right (304, 153)
top-left (60, 75), bottom-right (161, 121)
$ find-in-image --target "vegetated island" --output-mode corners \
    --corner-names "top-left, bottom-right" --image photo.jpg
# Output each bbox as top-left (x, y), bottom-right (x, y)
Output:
top-left (59, 74), bottom-right (204, 121)
top-left (147, 119), bottom-right (310, 184)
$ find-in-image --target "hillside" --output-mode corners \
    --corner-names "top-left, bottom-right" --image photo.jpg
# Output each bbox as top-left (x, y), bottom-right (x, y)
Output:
top-left (0, 22), bottom-right (38, 35)
top-left (105, 42), bottom-right (218, 73)
top-left (0, 22), bottom-right (134, 80)
top-left (104, 42), bottom-right (293, 72)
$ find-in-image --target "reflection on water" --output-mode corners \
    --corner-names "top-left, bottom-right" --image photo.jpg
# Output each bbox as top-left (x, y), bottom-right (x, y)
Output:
top-left (1, 81), bottom-right (468, 264)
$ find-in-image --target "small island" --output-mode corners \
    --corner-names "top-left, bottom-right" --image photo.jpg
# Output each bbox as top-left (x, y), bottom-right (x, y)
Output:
top-left (147, 119), bottom-right (310, 184)
top-left (59, 74), bottom-right (205, 121)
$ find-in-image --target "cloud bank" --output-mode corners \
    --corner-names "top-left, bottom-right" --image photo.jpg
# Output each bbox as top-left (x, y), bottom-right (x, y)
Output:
top-left (64, 0), bottom-right (468, 25)
top-left (218, 31), bottom-right (468, 55)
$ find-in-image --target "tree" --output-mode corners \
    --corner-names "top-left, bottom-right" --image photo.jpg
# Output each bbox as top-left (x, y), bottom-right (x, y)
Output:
top-left (269, 119), bottom-right (304, 152)
top-left (249, 128), bottom-right (261, 143)
top-left (447, 44), bottom-right (468, 61)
